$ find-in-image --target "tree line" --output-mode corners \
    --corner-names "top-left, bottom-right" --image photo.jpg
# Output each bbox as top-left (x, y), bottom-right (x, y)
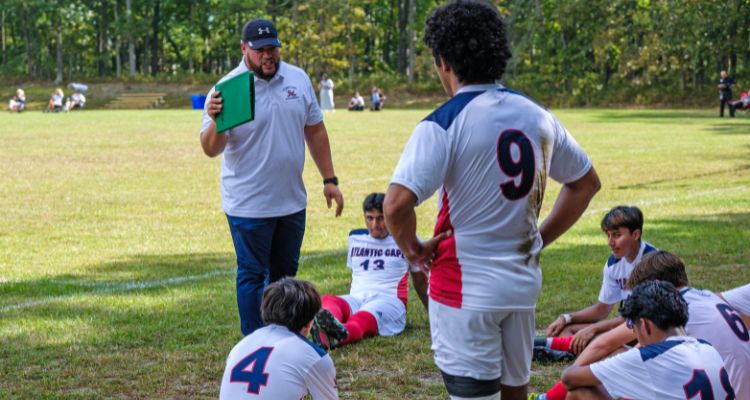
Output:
top-left (1, 0), bottom-right (748, 105)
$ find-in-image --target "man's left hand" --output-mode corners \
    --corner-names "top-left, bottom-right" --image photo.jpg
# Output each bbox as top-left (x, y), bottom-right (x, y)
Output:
top-left (324, 184), bottom-right (344, 217)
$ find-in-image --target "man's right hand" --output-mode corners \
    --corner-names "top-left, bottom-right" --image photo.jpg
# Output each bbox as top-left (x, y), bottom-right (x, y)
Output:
top-left (207, 91), bottom-right (223, 121)
top-left (546, 316), bottom-right (567, 337)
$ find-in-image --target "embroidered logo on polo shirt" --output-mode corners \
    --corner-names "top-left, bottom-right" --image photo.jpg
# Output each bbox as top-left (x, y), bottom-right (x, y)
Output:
top-left (283, 86), bottom-right (299, 100)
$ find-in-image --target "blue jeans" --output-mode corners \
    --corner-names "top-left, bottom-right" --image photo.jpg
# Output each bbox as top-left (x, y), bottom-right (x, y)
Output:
top-left (226, 209), bottom-right (306, 335)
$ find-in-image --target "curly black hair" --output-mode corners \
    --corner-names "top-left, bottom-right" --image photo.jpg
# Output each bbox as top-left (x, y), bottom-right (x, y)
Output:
top-left (423, 0), bottom-right (512, 83)
top-left (620, 280), bottom-right (689, 331)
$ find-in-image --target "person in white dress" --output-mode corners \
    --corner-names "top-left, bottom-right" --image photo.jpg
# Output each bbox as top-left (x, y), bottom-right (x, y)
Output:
top-left (319, 73), bottom-right (335, 112)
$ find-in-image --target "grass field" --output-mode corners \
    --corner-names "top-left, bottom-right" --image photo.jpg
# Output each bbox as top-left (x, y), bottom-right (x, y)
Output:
top-left (1, 108), bottom-right (749, 399)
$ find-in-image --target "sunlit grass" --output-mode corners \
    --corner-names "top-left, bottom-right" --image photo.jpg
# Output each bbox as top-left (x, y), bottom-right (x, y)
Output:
top-left (1, 108), bottom-right (749, 398)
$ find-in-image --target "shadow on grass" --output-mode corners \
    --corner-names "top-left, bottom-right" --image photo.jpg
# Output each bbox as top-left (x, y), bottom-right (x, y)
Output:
top-left (706, 120), bottom-right (750, 135)
top-left (593, 109), bottom-right (719, 122)
top-left (615, 164), bottom-right (750, 190)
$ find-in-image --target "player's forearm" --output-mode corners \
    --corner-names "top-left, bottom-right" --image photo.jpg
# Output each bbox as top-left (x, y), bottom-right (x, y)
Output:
top-left (200, 122), bottom-right (228, 157)
top-left (384, 185), bottom-right (421, 261)
top-left (570, 302), bottom-right (613, 324)
top-left (561, 366), bottom-right (601, 390)
top-left (575, 322), bottom-right (634, 366)
top-left (539, 167), bottom-right (600, 248)
top-left (304, 122), bottom-right (336, 179)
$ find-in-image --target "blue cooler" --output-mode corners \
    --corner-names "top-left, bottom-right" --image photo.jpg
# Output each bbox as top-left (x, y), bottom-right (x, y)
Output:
top-left (191, 94), bottom-right (207, 110)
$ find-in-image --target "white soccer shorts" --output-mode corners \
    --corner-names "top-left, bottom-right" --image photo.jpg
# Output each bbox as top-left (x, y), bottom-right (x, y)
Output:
top-left (341, 293), bottom-right (407, 336)
top-left (428, 298), bottom-right (534, 385)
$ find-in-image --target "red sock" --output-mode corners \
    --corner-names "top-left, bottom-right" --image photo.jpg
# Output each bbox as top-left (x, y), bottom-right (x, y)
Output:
top-left (551, 336), bottom-right (573, 352)
top-left (321, 295), bottom-right (351, 323)
top-left (340, 311), bottom-right (378, 346)
top-left (545, 381), bottom-right (567, 400)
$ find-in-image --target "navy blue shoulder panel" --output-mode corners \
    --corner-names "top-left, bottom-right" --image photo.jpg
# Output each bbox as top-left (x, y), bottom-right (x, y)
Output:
top-left (606, 254), bottom-right (620, 267)
top-left (295, 333), bottom-right (327, 357)
top-left (423, 90), bottom-right (485, 130)
top-left (638, 340), bottom-right (683, 362)
top-left (643, 243), bottom-right (657, 255)
top-left (697, 338), bottom-right (712, 346)
top-left (498, 87), bottom-right (548, 110)
top-left (349, 228), bottom-right (368, 236)
top-left (680, 287), bottom-right (692, 296)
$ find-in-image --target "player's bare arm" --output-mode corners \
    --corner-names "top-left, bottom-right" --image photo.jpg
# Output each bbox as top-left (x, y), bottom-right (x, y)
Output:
top-left (539, 167), bottom-right (601, 248)
top-left (574, 322), bottom-right (634, 366)
top-left (546, 301), bottom-right (613, 337)
top-left (561, 365), bottom-right (603, 391)
top-left (570, 316), bottom-right (624, 354)
top-left (304, 121), bottom-right (344, 216)
top-left (410, 269), bottom-right (429, 310)
top-left (383, 183), bottom-right (450, 272)
top-left (200, 91), bottom-right (228, 157)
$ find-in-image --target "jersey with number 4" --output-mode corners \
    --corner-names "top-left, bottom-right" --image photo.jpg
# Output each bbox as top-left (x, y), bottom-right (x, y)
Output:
top-left (220, 324), bottom-right (338, 400)
top-left (391, 84), bottom-right (591, 311)
top-left (590, 336), bottom-right (736, 399)
top-left (681, 287), bottom-right (750, 399)
top-left (347, 230), bottom-right (413, 306)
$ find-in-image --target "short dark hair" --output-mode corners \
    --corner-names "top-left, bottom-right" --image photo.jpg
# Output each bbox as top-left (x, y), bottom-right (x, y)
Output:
top-left (601, 205), bottom-right (643, 234)
top-left (620, 280), bottom-right (689, 331)
top-left (261, 278), bottom-right (321, 333)
top-left (423, 0), bottom-right (512, 83)
top-left (362, 192), bottom-right (385, 213)
top-left (627, 250), bottom-right (689, 289)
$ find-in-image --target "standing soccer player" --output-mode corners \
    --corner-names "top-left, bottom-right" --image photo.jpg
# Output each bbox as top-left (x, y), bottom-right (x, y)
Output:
top-left (383, 1), bottom-right (600, 399)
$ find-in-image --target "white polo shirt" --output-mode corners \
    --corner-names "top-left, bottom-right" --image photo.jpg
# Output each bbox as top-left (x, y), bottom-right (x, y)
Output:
top-left (201, 61), bottom-right (324, 218)
top-left (391, 84), bottom-right (591, 311)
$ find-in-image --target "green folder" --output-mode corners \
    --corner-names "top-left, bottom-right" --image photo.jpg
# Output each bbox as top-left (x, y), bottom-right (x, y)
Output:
top-left (215, 71), bottom-right (255, 133)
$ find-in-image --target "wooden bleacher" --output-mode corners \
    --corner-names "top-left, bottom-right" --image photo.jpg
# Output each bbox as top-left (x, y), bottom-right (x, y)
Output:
top-left (106, 92), bottom-right (167, 109)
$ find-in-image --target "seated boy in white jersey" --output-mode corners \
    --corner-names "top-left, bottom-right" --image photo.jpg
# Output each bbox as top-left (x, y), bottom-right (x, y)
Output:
top-left (220, 278), bottom-right (338, 400)
top-left (538, 206), bottom-right (656, 357)
top-left (529, 250), bottom-right (749, 400)
top-left (562, 280), bottom-right (736, 400)
top-left (721, 283), bottom-right (750, 326)
top-left (311, 193), bottom-right (428, 350)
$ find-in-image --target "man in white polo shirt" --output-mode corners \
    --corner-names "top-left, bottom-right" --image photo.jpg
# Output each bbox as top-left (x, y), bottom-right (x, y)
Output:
top-left (200, 18), bottom-right (344, 336)
top-left (383, 2), bottom-right (600, 399)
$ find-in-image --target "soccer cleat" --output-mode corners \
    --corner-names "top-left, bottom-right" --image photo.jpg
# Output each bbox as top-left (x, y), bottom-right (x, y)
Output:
top-left (310, 319), bottom-right (332, 351)
top-left (532, 346), bottom-right (575, 364)
top-left (527, 393), bottom-right (547, 400)
top-left (312, 309), bottom-right (348, 350)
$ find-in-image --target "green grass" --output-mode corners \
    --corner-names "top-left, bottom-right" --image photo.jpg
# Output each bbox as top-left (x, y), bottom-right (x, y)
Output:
top-left (1, 108), bottom-right (749, 398)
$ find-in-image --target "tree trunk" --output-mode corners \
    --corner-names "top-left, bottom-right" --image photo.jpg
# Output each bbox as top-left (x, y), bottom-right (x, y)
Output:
top-left (55, 25), bottom-right (64, 84)
top-left (406, 0), bottom-right (415, 83)
top-left (1, 9), bottom-right (5, 66)
top-left (151, 0), bottom-right (160, 77)
top-left (98, 0), bottom-right (108, 77)
top-left (397, 0), bottom-right (408, 75)
top-left (126, 0), bottom-right (136, 77)
top-left (188, 2), bottom-right (194, 74)
top-left (113, 0), bottom-right (122, 77)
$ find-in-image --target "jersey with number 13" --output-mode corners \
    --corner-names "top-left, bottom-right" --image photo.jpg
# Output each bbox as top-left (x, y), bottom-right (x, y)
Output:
top-left (347, 231), bottom-right (412, 306)
top-left (392, 84), bottom-right (592, 311)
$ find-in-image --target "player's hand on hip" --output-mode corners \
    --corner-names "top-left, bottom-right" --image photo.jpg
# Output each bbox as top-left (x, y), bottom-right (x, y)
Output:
top-left (409, 230), bottom-right (451, 273)
top-left (207, 91), bottom-right (223, 121)
top-left (324, 184), bottom-right (344, 217)
top-left (571, 326), bottom-right (596, 354)
top-left (546, 317), bottom-right (566, 337)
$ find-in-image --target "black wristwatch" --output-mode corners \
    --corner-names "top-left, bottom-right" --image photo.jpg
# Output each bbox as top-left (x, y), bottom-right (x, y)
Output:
top-left (323, 176), bottom-right (338, 186)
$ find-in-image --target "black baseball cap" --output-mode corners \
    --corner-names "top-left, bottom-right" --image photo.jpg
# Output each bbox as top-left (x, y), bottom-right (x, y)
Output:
top-left (242, 19), bottom-right (282, 50)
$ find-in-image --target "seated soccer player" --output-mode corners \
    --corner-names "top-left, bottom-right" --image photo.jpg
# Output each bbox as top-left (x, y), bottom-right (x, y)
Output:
top-left (530, 250), bottom-right (749, 400)
top-left (720, 282), bottom-right (750, 326)
top-left (311, 192), bottom-right (428, 350)
top-left (538, 205), bottom-right (655, 358)
top-left (220, 278), bottom-right (339, 400)
top-left (561, 280), bottom-right (736, 399)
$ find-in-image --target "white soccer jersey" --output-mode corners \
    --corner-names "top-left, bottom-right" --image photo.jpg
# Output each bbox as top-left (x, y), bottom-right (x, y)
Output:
top-left (391, 84), bottom-right (591, 311)
top-left (723, 283), bottom-right (750, 316)
top-left (681, 287), bottom-right (750, 399)
top-left (598, 241), bottom-right (657, 305)
top-left (347, 230), bottom-right (414, 306)
top-left (220, 324), bottom-right (338, 400)
top-left (590, 336), bottom-right (735, 399)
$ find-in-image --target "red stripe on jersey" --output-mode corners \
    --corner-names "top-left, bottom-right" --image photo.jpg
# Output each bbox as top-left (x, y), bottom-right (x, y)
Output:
top-left (429, 190), bottom-right (463, 308)
top-left (397, 272), bottom-right (409, 308)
